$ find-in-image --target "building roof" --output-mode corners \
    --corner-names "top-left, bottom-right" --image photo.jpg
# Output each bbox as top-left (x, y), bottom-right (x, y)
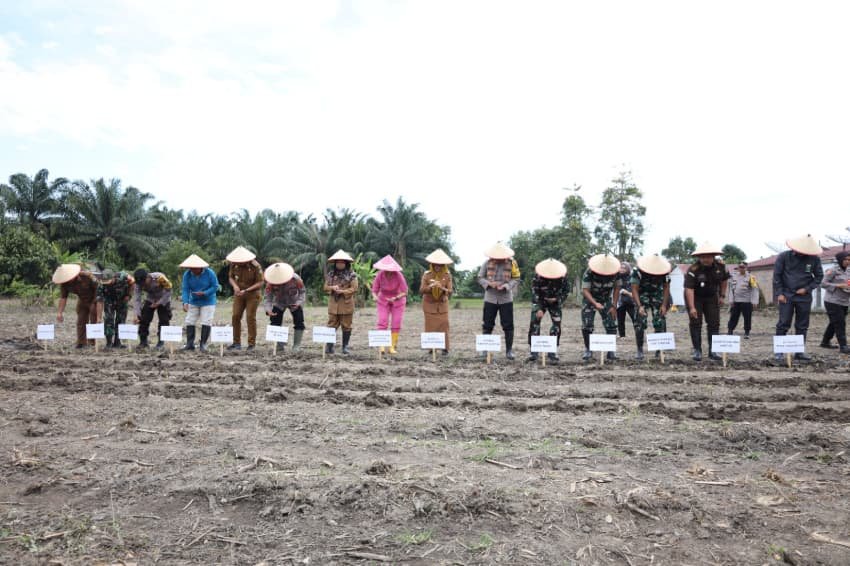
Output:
top-left (747, 243), bottom-right (848, 270)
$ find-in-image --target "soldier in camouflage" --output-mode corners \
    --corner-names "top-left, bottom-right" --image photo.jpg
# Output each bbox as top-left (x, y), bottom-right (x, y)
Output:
top-left (581, 254), bottom-right (621, 361)
top-left (527, 259), bottom-right (570, 363)
top-left (96, 269), bottom-right (135, 348)
top-left (631, 255), bottom-right (672, 360)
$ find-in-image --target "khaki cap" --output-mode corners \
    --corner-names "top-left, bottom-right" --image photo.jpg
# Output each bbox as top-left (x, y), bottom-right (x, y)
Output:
top-left (535, 258), bottom-right (567, 279)
top-left (52, 263), bottom-right (82, 284)
top-left (425, 249), bottom-right (453, 265)
top-left (328, 249), bottom-right (354, 263)
top-left (179, 254), bottom-right (210, 268)
top-left (786, 234), bottom-right (821, 256)
top-left (374, 255), bottom-right (403, 272)
top-left (588, 254), bottom-right (620, 276)
top-left (636, 255), bottom-right (672, 276)
top-left (485, 242), bottom-right (514, 260)
top-left (264, 262), bottom-right (294, 285)
top-left (691, 241), bottom-right (723, 257)
top-left (226, 246), bottom-right (256, 263)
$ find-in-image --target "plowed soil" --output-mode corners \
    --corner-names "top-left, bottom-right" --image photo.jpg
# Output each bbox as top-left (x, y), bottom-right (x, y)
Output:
top-left (2, 299), bottom-right (849, 565)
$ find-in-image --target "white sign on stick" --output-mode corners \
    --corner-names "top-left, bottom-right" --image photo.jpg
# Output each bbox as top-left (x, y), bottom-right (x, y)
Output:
top-left (421, 332), bottom-right (446, 349)
top-left (773, 335), bottom-right (805, 354)
top-left (712, 335), bottom-right (740, 354)
top-left (265, 325), bottom-right (289, 343)
top-left (368, 330), bottom-right (392, 347)
top-left (37, 324), bottom-right (55, 340)
top-left (160, 326), bottom-right (183, 342)
top-left (118, 324), bottom-right (138, 340)
top-left (475, 335), bottom-right (501, 352)
top-left (589, 333), bottom-right (617, 352)
top-left (530, 336), bottom-right (557, 353)
top-left (210, 326), bottom-right (233, 343)
top-left (86, 323), bottom-right (105, 339)
top-left (312, 326), bottom-right (337, 344)
top-left (646, 332), bottom-right (675, 351)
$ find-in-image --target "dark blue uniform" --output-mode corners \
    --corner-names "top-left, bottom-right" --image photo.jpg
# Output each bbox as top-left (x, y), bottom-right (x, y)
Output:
top-left (773, 250), bottom-right (823, 343)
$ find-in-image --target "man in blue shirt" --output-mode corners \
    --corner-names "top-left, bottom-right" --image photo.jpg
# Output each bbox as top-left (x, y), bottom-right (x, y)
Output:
top-left (180, 254), bottom-right (219, 352)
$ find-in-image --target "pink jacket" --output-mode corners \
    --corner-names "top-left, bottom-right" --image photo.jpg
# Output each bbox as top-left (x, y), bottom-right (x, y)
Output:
top-left (372, 271), bottom-right (408, 306)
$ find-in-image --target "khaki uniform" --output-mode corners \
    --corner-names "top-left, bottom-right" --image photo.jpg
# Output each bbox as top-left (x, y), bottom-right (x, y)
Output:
top-left (229, 261), bottom-right (264, 346)
top-left (420, 268), bottom-right (453, 349)
top-left (324, 269), bottom-right (358, 331)
top-left (61, 272), bottom-right (99, 346)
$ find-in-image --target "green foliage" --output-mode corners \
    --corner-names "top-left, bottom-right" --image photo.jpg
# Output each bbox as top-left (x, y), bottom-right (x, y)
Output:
top-left (662, 236), bottom-right (697, 264)
top-left (351, 254), bottom-right (377, 307)
top-left (510, 226), bottom-right (566, 300)
top-left (594, 170), bottom-right (646, 261)
top-left (453, 269), bottom-right (482, 298)
top-left (0, 225), bottom-right (58, 292)
top-left (722, 243), bottom-right (747, 264)
top-left (397, 529), bottom-right (433, 545)
top-left (0, 168), bottom-right (67, 235)
top-left (158, 239), bottom-right (211, 285)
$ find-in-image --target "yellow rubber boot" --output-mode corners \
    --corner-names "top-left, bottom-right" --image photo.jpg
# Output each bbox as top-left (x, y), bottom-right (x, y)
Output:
top-left (390, 332), bottom-right (399, 354)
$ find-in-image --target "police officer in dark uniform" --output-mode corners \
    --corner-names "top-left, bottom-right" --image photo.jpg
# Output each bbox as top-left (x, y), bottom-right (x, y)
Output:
top-left (683, 242), bottom-right (729, 361)
top-left (773, 234), bottom-right (823, 361)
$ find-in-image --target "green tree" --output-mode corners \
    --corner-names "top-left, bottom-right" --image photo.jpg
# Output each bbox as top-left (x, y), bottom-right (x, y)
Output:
top-left (721, 244), bottom-right (747, 264)
top-left (290, 209), bottom-right (370, 292)
top-left (662, 236), bottom-right (697, 264)
top-left (231, 209), bottom-right (290, 266)
top-left (559, 186), bottom-right (593, 282)
top-left (593, 171), bottom-right (646, 261)
top-left (509, 226), bottom-right (565, 300)
top-left (0, 225), bottom-right (58, 292)
top-left (0, 168), bottom-right (68, 235)
top-left (56, 178), bottom-right (165, 268)
top-left (368, 197), bottom-right (445, 266)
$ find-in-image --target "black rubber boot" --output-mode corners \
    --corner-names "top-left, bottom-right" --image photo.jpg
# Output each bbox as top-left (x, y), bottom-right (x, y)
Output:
top-left (527, 352), bottom-right (539, 362)
top-left (581, 329), bottom-right (592, 360)
top-left (325, 342), bottom-right (335, 355)
top-left (138, 336), bottom-right (149, 349)
top-left (342, 331), bottom-right (351, 355)
top-left (182, 326), bottom-right (195, 351)
top-left (504, 330), bottom-right (515, 360)
top-left (199, 325), bottom-right (210, 352)
top-left (635, 329), bottom-right (645, 360)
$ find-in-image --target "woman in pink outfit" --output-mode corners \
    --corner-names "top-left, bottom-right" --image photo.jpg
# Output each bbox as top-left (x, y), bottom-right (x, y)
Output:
top-left (371, 255), bottom-right (408, 354)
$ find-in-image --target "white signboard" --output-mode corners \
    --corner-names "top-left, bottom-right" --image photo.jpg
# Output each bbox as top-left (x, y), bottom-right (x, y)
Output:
top-left (37, 324), bottom-right (55, 340)
top-left (421, 332), bottom-right (446, 349)
top-left (160, 326), bottom-right (183, 342)
top-left (210, 326), bottom-right (233, 343)
top-left (475, 335), bottom-right (501, 352)
top-left (265, 325), bottom-right (289, 343)
top-left (773, 335), bottom-right (805, 354)
top-left (589, 333), bottom-right (617, 352)
top-left (312, 326), bottom-right (337, 344)
top-left (86, 323), bottom-right (105, 339)
top-left (712, 335), bottom-right (740, 354)
top-left (118, 324), bottom-right (139, 340)
top-left (530, 336), bottom-right (558, 353)
top-left (368, 330), bottom-right (392, 347)
top-left (646, 332), bottom-right (675, 351)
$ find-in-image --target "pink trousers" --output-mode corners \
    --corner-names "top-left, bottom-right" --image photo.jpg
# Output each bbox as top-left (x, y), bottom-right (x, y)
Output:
top-left (376, 299), bottom-right (406, 332)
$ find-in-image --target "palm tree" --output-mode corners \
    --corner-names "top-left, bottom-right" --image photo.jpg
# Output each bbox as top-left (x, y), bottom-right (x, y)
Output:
top-left (368, 197), bottom-right (446, 267)
top-left (56, 178), bottom-right (165, 267)
top-left (231, 209), bottom-right (290, 266)
top-left (290, 209), bottom-right (371, 278)
top-left (0, 169), bottom-right (68, 235)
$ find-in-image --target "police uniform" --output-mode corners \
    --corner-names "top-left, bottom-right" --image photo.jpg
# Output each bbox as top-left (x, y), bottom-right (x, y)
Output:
top-left (684, 259), bottom-right (729, 357)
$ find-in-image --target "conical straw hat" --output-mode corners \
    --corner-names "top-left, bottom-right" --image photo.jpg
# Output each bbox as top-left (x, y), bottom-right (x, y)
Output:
top-left (425, 249), bottom-right (453, 265)
top-left (691, 241), bottom-right (723, 256)
top-left (226, 246), bottom-right (256, 263)
top-left (374, 255), bottom-right (403, 272)
top-left (535, 258), bottom-right (567, 279)
top-left (327, 249), bottom-right (354, 262)
top-left (264, 262), bottom-right (294, 285)
top-left (786, 234), bottom-right (821, 256)
top-left (485, 242), bottom-right (514, 260)
top-left (52, 263), bottom-right (81, 284)
top-left (636, 254), bottom-right (672, 276)
top-left (179, 254), bottom-right (209, 268)
top-left (588, 254), bottom-right (620, 276)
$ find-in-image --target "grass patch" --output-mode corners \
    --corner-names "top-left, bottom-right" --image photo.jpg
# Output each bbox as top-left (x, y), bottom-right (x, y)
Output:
top-left (397, 529), bottom-right (433, 545)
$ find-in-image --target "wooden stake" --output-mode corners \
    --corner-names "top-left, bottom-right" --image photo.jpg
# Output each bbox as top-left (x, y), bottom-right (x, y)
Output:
top-left (273, 341), bottom-right (277, 356)
top-left (541, 353), bottom-right (546, 367)
top-left (322, 344), bottom-right (326, 360)
top-left (220, 343), bottom-right (224, 357)
top-left (786, 353), bottom-right (792, 368)
top-left (377, 348), bottom-right (382, 360)
top-left (432, 348), bottom-right (436, 362)
top-left (170, 343), bottom-right (175, 357)
top-left (722, 352), bottom-right (727, 368)
top-left (486, 352), bottom-right (492, 365)
top-left (659, 350), bottom-right (665, 363)
top-left (94, 340), bottom-right (99, 353)
top-left (599, 351), bottom-right (604, 366)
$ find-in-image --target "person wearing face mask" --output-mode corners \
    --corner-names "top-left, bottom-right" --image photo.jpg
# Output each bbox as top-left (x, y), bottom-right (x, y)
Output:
top-left (324, 250), bottom-right (358, 355)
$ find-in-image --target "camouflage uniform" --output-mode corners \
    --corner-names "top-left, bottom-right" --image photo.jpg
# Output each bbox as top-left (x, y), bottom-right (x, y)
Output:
top-left (528, 274), bottom-right (571, 344)
top-left (97, 272), bottom-right (133, 345)
top-left (581, 269), bottom-right (618, 334)
top-left (631, 268), bottom-right (669, 333)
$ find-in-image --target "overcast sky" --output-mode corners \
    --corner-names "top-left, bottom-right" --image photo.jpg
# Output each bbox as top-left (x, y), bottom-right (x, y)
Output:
top-left (2, 1), bottom-right (849, 269)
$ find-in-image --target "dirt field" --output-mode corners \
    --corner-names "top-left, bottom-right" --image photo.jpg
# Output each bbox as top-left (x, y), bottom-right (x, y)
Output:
top-left (2, 298), bottom-right (850, 566)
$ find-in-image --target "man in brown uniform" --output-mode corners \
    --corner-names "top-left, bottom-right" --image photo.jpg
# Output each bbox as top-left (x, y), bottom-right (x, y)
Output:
top-left (684, 241), bottom-right (729, 361)
top-left (226, 246), bottom-right (265, 351)
top-left (324, 250), bottom-right (358, 354)
top-left (420, 249), bottom-right (454, 355)
top-left (53, 264), bottom-right (99, 348)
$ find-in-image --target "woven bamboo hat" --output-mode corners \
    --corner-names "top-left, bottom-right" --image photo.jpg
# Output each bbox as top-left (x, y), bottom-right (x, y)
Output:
top-left (179, 254), bottom-right (209, 268)
top-left (535, 259), bottom-right (567, 279)
top-left (636, 254), bottom-right (672, 276)
top-left (588, 254), bottom-right (620, 276)
top-left (374, 255), bottom-right (403, 272)
top-left (264, 262), bottom-right (294, 285)
top-left (327, 249), bottom-right (354, 263)
top-left (425, 249), bottom-right (453, 265)
top-left (52, 263), bottom-right (81, 284)
top-left (691, 241), bottom-right (723, 257)
top-left (226, 246), bottom-right (256, 263)
top-left (485, 242), bottom-right (514, 260)
top-left (786, 234), bottom-right (821, 256)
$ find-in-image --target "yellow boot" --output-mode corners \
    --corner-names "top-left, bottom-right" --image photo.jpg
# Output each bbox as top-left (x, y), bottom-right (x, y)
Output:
top-left (389, 332), bottom-right (399, 354)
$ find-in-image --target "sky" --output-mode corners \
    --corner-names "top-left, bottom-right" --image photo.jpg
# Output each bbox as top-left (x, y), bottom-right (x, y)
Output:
top-left (2, 1), bottom-right (850, 269)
